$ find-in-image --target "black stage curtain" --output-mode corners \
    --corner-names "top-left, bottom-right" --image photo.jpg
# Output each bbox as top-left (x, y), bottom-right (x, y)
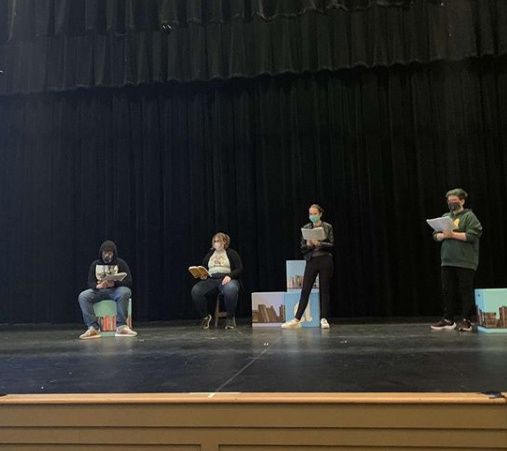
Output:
top-left (1, 59), bottom-right (507, 324)
top-left (0, 0), bottom-right (434, 40)
top-left (1, 0), bottom-right (507, 93)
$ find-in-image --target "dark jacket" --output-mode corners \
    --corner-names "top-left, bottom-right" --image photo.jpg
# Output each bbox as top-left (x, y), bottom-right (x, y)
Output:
top-left (202, 248), bottom-right (243, 280)
top-left (87, 240), bottom-right (133, 289)
top-left (300, 221), bottom-right (335, 261)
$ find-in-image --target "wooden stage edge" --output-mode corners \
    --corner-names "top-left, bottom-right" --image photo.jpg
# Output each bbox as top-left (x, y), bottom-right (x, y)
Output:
top-left (1, 391), bottom-right (507, 404)
top-left (1, 392), bottom-right (507, 450)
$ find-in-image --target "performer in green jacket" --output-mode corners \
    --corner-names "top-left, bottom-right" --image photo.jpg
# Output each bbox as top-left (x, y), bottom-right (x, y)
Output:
top-left (431, 189), bottom-right (482, 332)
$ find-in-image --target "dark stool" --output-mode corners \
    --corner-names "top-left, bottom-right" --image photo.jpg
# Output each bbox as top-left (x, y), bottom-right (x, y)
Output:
top-left (214, 295), bottom-right (228, 328)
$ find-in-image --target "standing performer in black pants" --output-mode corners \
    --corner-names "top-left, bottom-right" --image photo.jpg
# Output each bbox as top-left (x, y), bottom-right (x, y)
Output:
top-left (282, 204), bottom-right (334, 329)
top-left (430, 188), bottom-right (482, 332)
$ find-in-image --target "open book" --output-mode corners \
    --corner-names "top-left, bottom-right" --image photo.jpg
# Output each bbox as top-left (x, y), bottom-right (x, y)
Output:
top-left (101, 272), bottom-right (127, 282)
top-left (301, 227), bottom-right (326, 241)
top-left (188, 266), bottom-right (211, 279)
top-left (426, 217), bottom-right (457, 232)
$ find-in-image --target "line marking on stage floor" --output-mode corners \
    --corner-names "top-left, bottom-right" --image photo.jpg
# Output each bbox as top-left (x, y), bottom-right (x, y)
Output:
top-left (211, 336), bottom-right (283, 395)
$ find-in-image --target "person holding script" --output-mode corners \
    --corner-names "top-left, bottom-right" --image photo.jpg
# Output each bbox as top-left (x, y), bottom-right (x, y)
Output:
top-left (190, 233), bottom-right (243, 330)
top-left (430, 189), bottom-right (482, 332)
top-left (77, 240), bottom-right (137, 339)
top-left (282, 204), bottom-right (335, 330)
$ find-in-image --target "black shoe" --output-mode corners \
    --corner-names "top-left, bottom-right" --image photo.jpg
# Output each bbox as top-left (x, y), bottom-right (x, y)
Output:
top-left (430, 319), bottom-right (456, 331)
top-left (458, 319), bottom-right (473, 332)
top-left (200, 314), bottom-right (212, 330)
top-left (225, 318), bottom-right (236, 330)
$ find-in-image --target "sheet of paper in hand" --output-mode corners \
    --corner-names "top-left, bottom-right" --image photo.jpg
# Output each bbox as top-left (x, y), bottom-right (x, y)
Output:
top-left (301, 227), bottom-right (326, 241)
top-left (101, 272), bottom-right (127, 282)
top-left (426, 217), bottom-right (457, 232)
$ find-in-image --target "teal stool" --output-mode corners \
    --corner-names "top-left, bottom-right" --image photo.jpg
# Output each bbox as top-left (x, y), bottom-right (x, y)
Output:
top-left (93, 299), bottom-right (133, 336)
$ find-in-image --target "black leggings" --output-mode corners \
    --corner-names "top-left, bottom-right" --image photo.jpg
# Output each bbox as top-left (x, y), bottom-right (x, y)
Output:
top-left (296, 255), bottom-right (334, 320)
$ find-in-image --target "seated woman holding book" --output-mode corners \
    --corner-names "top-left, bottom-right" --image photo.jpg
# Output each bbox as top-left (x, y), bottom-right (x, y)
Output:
top-left (191, 232), bottom-right (243, 330)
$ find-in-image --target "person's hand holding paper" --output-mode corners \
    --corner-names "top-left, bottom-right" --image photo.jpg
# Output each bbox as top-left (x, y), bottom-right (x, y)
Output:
top-left (426, 217), bottom-right (457, 232)
top-left (301, 227), bottom-right (326, 241)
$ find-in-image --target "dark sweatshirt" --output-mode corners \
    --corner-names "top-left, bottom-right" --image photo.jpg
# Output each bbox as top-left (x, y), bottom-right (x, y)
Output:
top-left (432, 209), bottom-right (482, 271)
top-left (87, 240), bottom-right (133, 289)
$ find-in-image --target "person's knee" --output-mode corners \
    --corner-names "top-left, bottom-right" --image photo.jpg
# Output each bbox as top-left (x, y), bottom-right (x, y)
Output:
top-left (191, 283), bottom-right (205, 300)
top-left (78, 289), bottom-right (94, 305)
top-left (223, 282), bottom-right (239, 298)
top-left (115, 286), bottom-right (132, 300)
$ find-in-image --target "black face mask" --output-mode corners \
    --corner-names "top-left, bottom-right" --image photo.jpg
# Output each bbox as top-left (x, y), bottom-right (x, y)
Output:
top-left (102, 252), bottom-right (114, 264)
top-left (448, 202), bottom-right (461, 212)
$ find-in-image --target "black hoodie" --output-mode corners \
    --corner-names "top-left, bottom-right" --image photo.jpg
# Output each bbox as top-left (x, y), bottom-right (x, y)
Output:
top-left (87, 240), bottom-right (133, 289)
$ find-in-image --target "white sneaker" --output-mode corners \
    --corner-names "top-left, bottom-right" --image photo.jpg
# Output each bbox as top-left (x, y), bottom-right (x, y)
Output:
top-left (79, 327), bottom-right (101, 340)
top-left (115, 325), bottom-right (138, 337)
top-left (281, 318), bottom-right (301, 329)
top-left (320, 318), bottom-right (330, 329)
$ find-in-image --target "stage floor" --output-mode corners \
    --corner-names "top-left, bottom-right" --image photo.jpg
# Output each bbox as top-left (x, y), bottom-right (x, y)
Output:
top-left (1, 322), bottom-right (507, 395)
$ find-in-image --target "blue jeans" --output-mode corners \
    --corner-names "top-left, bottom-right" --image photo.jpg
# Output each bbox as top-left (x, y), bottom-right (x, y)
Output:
top-left (191, 278), bottom-right (240, 319)
top-left (78, 286), bottom-right (132, 329)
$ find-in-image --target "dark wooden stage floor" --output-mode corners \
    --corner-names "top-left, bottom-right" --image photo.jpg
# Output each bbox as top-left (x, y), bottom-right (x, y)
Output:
top-left (1, 321), bottom-right (507, 395)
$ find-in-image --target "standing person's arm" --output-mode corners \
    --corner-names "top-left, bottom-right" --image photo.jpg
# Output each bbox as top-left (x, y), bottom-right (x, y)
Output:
top-left (438, 214), bottom-right (482, 243)
top-left (462, 213), bottom-right (482, 242)
top-left (441, 230), bottom-right (467, 241)
top-left (316, 224), bottom-right (334, 250)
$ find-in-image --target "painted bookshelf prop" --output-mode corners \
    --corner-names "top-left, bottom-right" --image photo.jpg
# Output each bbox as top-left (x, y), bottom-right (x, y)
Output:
top-left (251, 261), bottom-right (321, 328)
top-left (286, 260), bottom-right (319, 292)
top-left (475, 289), bottom-right (507, 333)
top-left (251, 292), bottom-right (286, 327)
top-left (283, 291), bottom-right (320, 328)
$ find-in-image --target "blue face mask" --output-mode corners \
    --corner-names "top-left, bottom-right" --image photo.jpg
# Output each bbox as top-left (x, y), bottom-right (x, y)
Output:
top-left (309, 214), bottom-right (320, 224)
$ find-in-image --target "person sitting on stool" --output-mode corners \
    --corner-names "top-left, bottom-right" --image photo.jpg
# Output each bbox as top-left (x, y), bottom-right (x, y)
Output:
top-left (78, 240), bottom-right (137, 339)
top-left (191, 232), bottom-right (243, 330)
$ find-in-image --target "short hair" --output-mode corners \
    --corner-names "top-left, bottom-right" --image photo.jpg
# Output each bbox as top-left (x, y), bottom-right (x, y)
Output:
top-left (212, 232), bottom-right (230, 249)
top-left (445, 188), bottom-right (468, 200)
top-left (310, 204), bottom-right (324, 215)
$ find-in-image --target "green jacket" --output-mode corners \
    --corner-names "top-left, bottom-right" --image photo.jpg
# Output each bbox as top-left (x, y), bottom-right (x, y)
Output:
top-left (433, 209), bottom-right (482, 270)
